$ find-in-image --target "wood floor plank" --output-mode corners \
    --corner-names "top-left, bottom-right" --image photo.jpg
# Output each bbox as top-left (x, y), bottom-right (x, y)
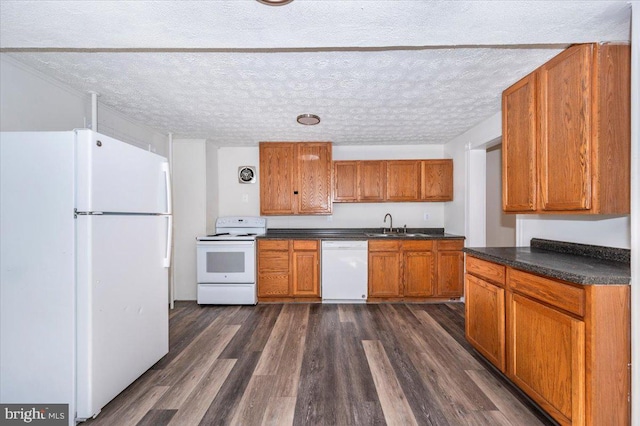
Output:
top-left (136, 409), bottom-right (177, 426)
top-left (466, 369), bottom-right (549, 426)
top-left (272, 304), bottom-right (309, 398)
top-left (254, 305), bottom-right (295, 376)
top-left (261, 396), bottom-right (296, 426)
top-left (154, 305), bottom-right (231, 370)
top-left (197, 351), bottom-right (262, 425)
top-left (410, 306), bottom-right (484, 370)
top-left (87, 384), bottom-right (169, 426)
top-left (362, 339), bottom-right (419, 426)
top-left (166, 359), bottom-right (236, 426)
top-left (156, 307), bottom-right (240, 386)
top-left (462, 410), bottom-right (513, 426)
top-left (220, 304), bottom-right (282, 358)
top-left (338, 304), bottom-right (357, 323)
top-left (83, 370), bottom-right (160, 425)
top-left (154, 325), bottom-right (239, 409)
top-left (229, 375), bottom-right (274, 425)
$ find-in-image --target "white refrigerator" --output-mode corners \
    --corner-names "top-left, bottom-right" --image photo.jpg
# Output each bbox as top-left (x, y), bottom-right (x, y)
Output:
top-left (0, 130), bottom-right (171, 424)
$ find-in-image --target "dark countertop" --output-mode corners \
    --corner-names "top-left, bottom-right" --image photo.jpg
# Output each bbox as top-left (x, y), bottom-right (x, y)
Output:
top-left (258, 228), bottom-right (465, 241)
top-left (464, 239), bottom-right (630, 285)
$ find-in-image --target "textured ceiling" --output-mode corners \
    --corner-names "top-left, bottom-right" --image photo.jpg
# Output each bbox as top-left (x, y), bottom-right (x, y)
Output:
top-left (0, 1), bottom-right (632, 146)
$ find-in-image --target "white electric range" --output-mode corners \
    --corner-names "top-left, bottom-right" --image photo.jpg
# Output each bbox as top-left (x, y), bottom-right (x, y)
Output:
top-left (196, 216), bottom-right (266, 305)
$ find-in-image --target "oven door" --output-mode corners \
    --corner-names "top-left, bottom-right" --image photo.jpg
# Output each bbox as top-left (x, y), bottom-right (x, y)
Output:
top-left (196, 241), bottom-right (255, 283)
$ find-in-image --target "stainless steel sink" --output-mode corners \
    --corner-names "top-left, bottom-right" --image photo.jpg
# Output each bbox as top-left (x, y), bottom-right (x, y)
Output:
top-left (365, 232), bottom-right (426, 238)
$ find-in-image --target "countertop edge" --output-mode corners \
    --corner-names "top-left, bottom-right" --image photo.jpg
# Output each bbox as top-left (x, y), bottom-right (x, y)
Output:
top-left (464, 248), bottom-right (630, 285)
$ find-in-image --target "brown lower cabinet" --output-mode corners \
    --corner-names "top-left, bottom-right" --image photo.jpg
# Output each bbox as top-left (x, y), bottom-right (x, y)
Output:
top-left (465, 255), bottom-right (630, 426)
top-left (257, 239), bottom-right (320, 301)
top-left (368, 239), bottom-right (463, 300)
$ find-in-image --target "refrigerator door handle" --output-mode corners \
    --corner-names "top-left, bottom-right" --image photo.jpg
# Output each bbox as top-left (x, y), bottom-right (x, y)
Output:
top-left (163, 215), bottom-right (172, 268)
top-left (162, 162), bottom-right (172, 215)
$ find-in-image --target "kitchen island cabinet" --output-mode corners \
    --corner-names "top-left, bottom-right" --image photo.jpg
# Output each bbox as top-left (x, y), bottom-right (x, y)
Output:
top-left (259, 142), bottom-right (332, 215)
top-left (464, 243), bottom-right (630, 426)
top-left (502, 43), bottom-right (630, 214)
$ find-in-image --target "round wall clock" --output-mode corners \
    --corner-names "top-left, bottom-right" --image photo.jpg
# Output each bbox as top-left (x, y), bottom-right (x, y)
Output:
top-left (238, 166), bottom-right (256, 184)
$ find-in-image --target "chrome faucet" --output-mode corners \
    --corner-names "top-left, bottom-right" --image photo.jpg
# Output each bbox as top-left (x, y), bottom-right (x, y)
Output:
top-left (383, 213), bottom-right (393, 233)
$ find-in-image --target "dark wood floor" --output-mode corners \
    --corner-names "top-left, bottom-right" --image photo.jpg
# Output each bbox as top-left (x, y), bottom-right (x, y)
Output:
top-left (84, 302), bottom-right (555, 426)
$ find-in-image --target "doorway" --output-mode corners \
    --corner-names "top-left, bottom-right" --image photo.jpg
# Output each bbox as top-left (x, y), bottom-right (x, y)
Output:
top-left (485, 144), bottom-right (516, 246)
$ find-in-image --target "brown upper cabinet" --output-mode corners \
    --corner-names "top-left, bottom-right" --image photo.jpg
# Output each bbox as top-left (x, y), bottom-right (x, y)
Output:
top-left (333, 159), bottom-right (452, 203)
top-left (502, 43), bottom-right (630, 214)
top-left (421, 160), bottom-right (454, 201)
top-left (260, 142), bottom-right (333, 215)
top-left (359, 161), bottom-right (387, 201)
top-left (386, 160), bottom-right (421, 201)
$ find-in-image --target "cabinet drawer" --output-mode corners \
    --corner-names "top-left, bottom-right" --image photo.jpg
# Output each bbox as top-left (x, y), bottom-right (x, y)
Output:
top-left (508, 269), bottom-right (585, 317)
top-left (368, 240), bottom-right (400, 252)
top-left (437, 240), bottom-right (464, 251)
top-left (258, 274), bottom-right (290, 297)
top-left (258, 240), bottom-right (289, 251)
top-left (258, 252), bottom-right (289, 272)
top-left (292, 240), bottom-right (318, 251)
top-left (402, 240), bottom-right (434, 251)
top-left (466, 256), bottom-right (506, 286)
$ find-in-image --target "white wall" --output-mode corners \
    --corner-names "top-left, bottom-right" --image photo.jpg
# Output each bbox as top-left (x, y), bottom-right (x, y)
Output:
top-left (444, 111), bottom-right (502, 245)
top-left (205, 141), bottom-right (219, 234)
top-left (0, 54), bottom-right (167, 156)
top-left (516, 215), bottom-right (630, 249)
top-left (173, 139), bottom-right (206, 300)
top-left (217, 144), bottom-right (447, 229)
top-left (486, 145), bottom-right (516, 246)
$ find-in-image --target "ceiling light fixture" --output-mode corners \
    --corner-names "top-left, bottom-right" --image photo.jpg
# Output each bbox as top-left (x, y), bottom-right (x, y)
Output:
top-left (256, 0), bottom-right (294, 5)
top-left (297, 114), bottom-right (321, 125)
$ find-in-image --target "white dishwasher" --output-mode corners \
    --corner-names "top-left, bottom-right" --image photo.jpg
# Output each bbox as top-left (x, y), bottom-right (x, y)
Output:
top-left (321, 240), bottom-right (368, 303)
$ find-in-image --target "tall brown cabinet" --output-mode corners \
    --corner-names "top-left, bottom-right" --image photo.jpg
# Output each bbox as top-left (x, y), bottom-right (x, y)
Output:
top-left (502, 43), bottom-right (630, 214)
top-left (259, 142), bottom-right (333, 215)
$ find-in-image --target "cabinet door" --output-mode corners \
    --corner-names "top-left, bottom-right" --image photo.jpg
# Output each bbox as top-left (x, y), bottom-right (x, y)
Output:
top-left (292, 249), bottom-right (319, 296)
top-left (507, 292), bottom-right (585, 425)
top-left (297, 143), bottom-right (332, 214)
top-left (359, 161), bottom-right (386, 201)
top-left (465, 274), bottom-right (506, 372)
top-left (257, 240), bottom-right (291, 298)
top-left (539, 44), bottom-right (592, 212)
top-left (259, 143), bottom-right (295, 215)
top-left (421, 160), bottom-right (453, 201)
top-left (436, 250), bottom-right (464, 297)
top-left (502, 73), bottom-right (537, 212)
top-left (368, 251), bottom-right (401, 297)
top-left (386, 160), bottom-right (420, 201)
top-left (403, 250), bottom-right (435, 297)
top-left (333, 161), bottom-right (357, 202)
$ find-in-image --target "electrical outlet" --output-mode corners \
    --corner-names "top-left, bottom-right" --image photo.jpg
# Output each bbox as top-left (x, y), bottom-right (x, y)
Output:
top-left (327, 215), bottom-right (333, 222)
top-left (242, 194), bottom-right (249, 203)
top-left (423, 212), bottom-right (430, 221)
